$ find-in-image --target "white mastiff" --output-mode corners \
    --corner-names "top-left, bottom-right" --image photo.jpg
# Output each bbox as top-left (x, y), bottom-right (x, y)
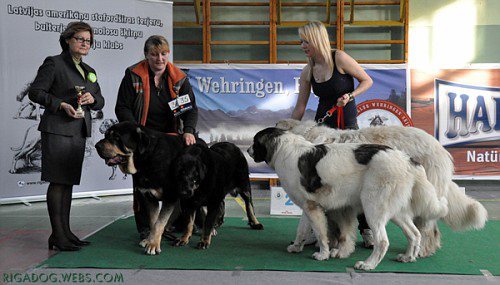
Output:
top-left (276, 119), bottom-right (488, 257)
top-left (248, 127), bottom-right (448, 270)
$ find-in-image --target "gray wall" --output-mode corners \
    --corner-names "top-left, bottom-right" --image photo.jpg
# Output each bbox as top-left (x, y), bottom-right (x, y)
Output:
top-left (409, 0), bottom-right (500, 66)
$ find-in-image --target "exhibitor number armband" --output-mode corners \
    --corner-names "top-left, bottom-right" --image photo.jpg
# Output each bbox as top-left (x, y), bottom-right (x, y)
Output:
top-left (168, 94), bottom-right (193, 117)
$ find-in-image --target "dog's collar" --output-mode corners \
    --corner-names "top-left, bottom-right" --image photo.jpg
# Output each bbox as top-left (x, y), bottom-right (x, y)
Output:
top-left (302, 123), bottom-right (318, 138)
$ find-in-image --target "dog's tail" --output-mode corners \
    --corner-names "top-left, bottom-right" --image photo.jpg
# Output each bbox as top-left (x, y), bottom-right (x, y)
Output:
top-left (415, 137), bottom-right (487, 231)
top-left (443, 182), bottom-right (488, 231)
top-left (412, 169), bottom-right (449, 221)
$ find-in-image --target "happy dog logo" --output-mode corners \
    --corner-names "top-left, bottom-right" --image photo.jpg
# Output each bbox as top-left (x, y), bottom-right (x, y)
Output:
top-left (434, 79), bottom-right (500, 147)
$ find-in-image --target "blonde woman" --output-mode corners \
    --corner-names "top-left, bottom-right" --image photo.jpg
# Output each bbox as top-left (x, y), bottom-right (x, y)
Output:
top-left (292, 21), bottom-right (372, 128)
top-left (291, 21), bottom-right (374, 247)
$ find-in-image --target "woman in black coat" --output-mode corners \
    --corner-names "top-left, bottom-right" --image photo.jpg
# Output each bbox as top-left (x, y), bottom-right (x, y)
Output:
top-left (29, 22), bottom-right (105, 251)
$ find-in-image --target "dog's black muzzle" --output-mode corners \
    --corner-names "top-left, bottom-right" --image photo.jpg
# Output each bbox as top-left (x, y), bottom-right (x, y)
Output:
top-left (178, 182), bottom-right (198, 199)
top-left (247, 146), bottom-right (255, 159)
top-left (94, 140), bottom-right (106, 156)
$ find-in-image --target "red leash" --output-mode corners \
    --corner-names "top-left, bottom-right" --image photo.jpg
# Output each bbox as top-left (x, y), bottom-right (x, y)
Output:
top-left (317, 105), bottom-right (344, 129)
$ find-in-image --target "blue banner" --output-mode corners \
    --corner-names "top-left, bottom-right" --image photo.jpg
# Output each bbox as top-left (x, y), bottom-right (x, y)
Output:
top-left (180, 64), bottom-right (408, 173)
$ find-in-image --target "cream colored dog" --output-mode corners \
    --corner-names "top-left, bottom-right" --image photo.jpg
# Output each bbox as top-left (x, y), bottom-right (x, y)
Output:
top-left (248, 127), bottom-right (448, 270)
top-left (276, 119), bottom-right (488, 258)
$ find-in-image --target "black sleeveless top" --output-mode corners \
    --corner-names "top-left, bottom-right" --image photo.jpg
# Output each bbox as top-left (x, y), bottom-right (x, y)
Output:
top-left (311, 51), bottom-right (357, 129)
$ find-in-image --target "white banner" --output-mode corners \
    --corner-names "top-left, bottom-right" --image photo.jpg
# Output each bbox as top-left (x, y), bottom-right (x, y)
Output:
top-left (0, 0), bottom-right (173, 202)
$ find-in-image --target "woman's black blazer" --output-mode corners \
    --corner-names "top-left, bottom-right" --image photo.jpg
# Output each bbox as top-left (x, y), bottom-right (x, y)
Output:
top-left (29, 51), bottom-right (105, 137)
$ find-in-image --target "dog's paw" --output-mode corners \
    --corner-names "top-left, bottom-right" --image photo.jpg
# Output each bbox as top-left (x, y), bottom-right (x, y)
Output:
top-left (330, 247), bottom-right (352, 259)
top-left (418, 226), bottom-right (440, 258)
top-left (196, 241), bottom-right (210, 250)
top-left (417, 242), bottom-right (436, 258)
top-left (354, 261), bottom-right (375, 271)
top-left (418, 250), bottom-right (434, 258)
top-left (249, 222), bottom-right (264, 230)
top-left (173, 238), bottom-right (189, 247)
top-left (139, 239), bottom-right (148, 248)
top-left (312, 251), bottom-right (330, 261)
top-left (287, 244), bottom-right (303, 253)
top-left (143, 240), bottom-right (162, 255)
top-left (145, 245), bottom-right (161, 255)
top-left (396, 253), bottom-right (417, 263)
top-left (211, 229), bottom-right (218, 236)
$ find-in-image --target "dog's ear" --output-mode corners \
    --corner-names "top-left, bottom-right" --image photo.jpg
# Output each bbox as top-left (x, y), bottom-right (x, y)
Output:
top-left (189, 145), bottom-right (204, 157)
top-left (251, 127), bottom-right (283, 163)
top-left (197, 159), bottom-right (207, 181)
top-left (136, 127), bottom-right (150, 155)
top-left (263, 128), bottom-right (285, 162)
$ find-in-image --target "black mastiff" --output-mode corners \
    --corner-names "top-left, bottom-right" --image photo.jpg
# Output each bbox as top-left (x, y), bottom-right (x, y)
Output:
top-left (95, 121), bottom-right (202, 255)
top-left (173, 142), bottom-right (263, 249)
top-left (95, 122), bottom-right (262, 254)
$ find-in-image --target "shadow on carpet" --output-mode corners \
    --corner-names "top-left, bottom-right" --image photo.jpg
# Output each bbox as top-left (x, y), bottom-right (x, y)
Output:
top-left (40, 217), bottom-right (499, 275)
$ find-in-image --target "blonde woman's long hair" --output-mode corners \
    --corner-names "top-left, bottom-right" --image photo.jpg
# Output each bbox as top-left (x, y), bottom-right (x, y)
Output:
top-left (298, 21), bottom-right (334, 80)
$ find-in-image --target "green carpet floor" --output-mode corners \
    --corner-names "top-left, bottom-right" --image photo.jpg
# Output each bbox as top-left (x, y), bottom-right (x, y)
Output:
top-left (40, 217), bottom-right (499, 275)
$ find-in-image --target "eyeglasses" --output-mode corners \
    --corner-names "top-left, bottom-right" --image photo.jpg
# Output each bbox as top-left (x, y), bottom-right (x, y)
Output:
top-left (73, 37), bottom-right (91, 45)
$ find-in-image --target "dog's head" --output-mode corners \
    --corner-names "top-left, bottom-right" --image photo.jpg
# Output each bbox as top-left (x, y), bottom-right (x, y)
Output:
top-left (247, 127), bottom-right (285, 163)
top-left (94, 121), bottom-right (151, 174)
top-left (275, 118), bottom-right (301, 130)
top-left (174, 144), bottom-right (207, 199)
top-left (276, 119), bottom-right (319, 137)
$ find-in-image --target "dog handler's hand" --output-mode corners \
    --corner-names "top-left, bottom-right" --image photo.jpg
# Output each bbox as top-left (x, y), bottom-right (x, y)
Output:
top-left (80, 92), bottom-right (95, 105)
top-left (60, 102), bottom-right (80, 119)
top-left (183, 133), bottom-right (196, 145)
top-left (336, 93), bottom-right (350, 107)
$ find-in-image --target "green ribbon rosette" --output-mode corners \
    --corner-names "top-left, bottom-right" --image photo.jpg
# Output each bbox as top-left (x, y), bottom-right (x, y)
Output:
top-left (87, 72), bottom-right (97, 83)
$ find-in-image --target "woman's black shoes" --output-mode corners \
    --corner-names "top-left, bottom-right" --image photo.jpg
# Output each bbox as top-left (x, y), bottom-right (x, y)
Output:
top-left (70, 238), bottom-right (91, 246)
top-left (48, 235), bottom-right (81, 251)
